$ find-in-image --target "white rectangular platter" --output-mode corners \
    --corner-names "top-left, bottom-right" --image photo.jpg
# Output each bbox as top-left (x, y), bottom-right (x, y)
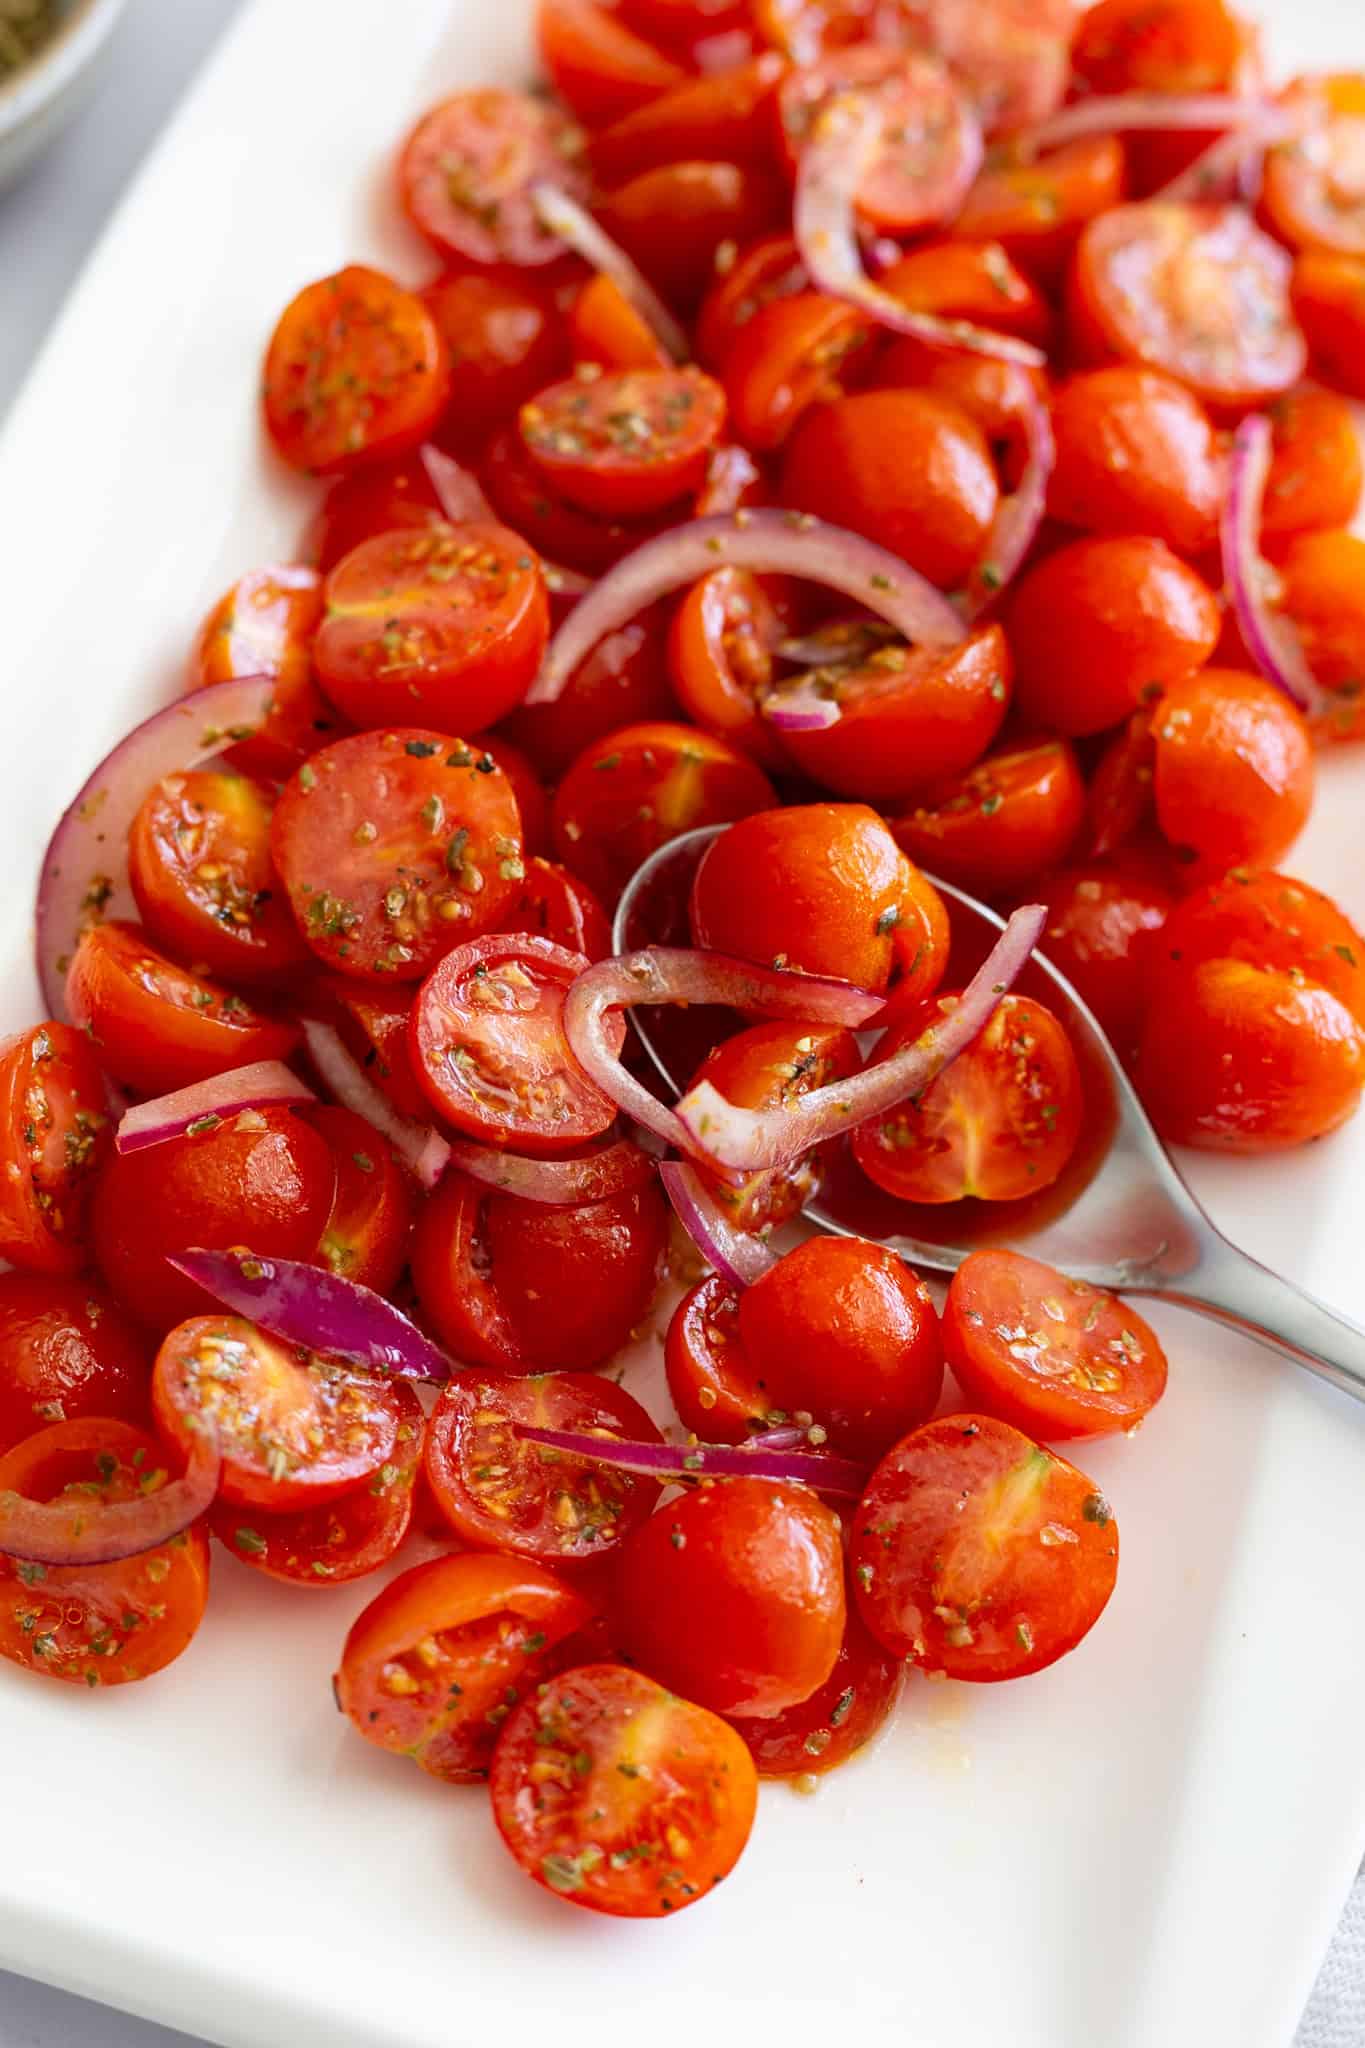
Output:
top-left (1, 3), bottom-right (1365, 2045)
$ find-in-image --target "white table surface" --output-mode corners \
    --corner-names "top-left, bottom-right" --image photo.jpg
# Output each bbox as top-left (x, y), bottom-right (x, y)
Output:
top-left (0, 3), bottom-right (1361, 2043)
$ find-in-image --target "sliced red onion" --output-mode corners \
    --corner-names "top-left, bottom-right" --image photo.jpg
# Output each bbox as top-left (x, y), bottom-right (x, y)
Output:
top-left (169, 1248), bottom-right (455, 1383)
top-left (527, 510), bottom-right (965, 706)
top-left (299, 1017), bottom-right (451, 1190)
top-left (35, 675), bottom-right (277, 1018)
top-left (695, 443), bottom-right (762, 518)
top-left (1015, 91), bottom-right (1276, 159)
top-left (794, 93), bottom-right (1046, 371)
top-left (512, 1423), bottom-right (867, 1499)
top-left (0, 1427), bottom-right (220, 1567)
top-left (419, 443), bottom-right (496, 523)
top-left (531, 182), bottom-right (689, 365)
top-left (676, 904), bottom-right (1047, 1171)
top-left (1221, 414), bottom-right (1325, 718)
top-left (659, 1160), bottom-right (776, 1290)
top-left (115, 1061), bottom-right (314, 1155)
top-left (563, 946), bottom-right (885, 1159)
top-left (962, 380), bottom-right (1056, 620)
top-left (761, 673), bottom-right (843, 733)
top-left (444, 1135), bottom-right (656, 1206)
top-left (776, 619), bottom-right (900, 667)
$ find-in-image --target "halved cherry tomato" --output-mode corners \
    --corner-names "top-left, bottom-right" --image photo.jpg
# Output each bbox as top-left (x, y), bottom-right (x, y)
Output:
top-left (1036, 860), bottom-right (1174, 1053)
top-left (589, 53), bottom-right (786, 184)
top-left (504, 857), bottom-right (613, 960)
top-left (1291, 250), bottom-right (1365, 401)
top-left (128, 770), bottom-right (308, 983)
top-left (1260, 389), bottom-right (1363, 541)
top-left (424, 1370), bottom-right (662, 1565)
top-left (310, 977), bottom-right (428, 1122)
top-left (270, 729), bottom-right (523, 981)
top-left (616, 1476), bottom-right (846, 1715)
top-left (422, 271), bottom-right (568, 454)
top-left (891, 736), bottom-right (1086, 897)
top-left (398, 88), bottom-right (588, 266)
top-left (262, 266), bottom-right (451, 476)
top-left (876, 239), bottom-right (1054, 350)
top-left (752, 0), bottom-right (880, 61)
top-left (695, 231), bottom-right (808, 371)
top-left (1150, 667), bottom-right (1314, 881)
top-left (618, 0), bottom-right (749, 46)
top-left (153, 1315), bottom-right (402, 1512)
top-left (722, 290), bottom-right (873, 450)
top-left (411, 1172), bottom-right (667, 1371)
top-left (1262, 75), bottom-right (1365, 259)
top-left (1276, 528), bottom-right (1365, 742)
top-left (684, 1020), bottom-right (861, 1232)
top-left (666, 1272), bottom-right (768, 1439)
top-left (1047, 367), bottom-right (1223, 557)
top-left (1072, 0), bottom-right (1248, 96)
top-left (520, 367), bottom-right (727, 520)
top-left (474, 733), bottom-right (550, 858)
top-left (537, 0), bottom-right (687, 126)
top-left (316, 452), bottom-right (448, 574)
top-left (1085, 710), bottom-right (1158, 859)
top-left (503, 604), bottom-right (676, 778)
top-left (0, 1022), bottom-right (111, 1276)
top-left (490, 1663), bottom-right (758, 1916)
top-left (852, 989), bottom-right (1084, 1203)
top-left (481, 423), bottom-right (675, 575)
top-left (552, 721), bottom-right (776, 903)
top-left (1153, 867), bottom-right (1365, 1029)
top-left (913, 0), bottom-right (1077, 137)
top-left (955, 137), bottom-right (1126, 289)
top-left (0, 1273), bottom-right (149, 1456)
top-left (568, 272), bottom-right (672, 372)
top-left (0, 1419), bottom-right (210, 1687)
top-left (598, 160), bottom-right (787, 309)
top-left (852, 1413), bottom-right (1119, 1678)
top-left (305, 1105), bottom-right (415, 1295)
top-left (667, 566), bottom-right (792, 764)
top-left (727, 1607), bottom-right (903, 1777)
top-left (335, 1551), bottom-right (598, 1781)
top-left (943, 1248), bottom-right (1168, 1439)
top-left (190, 565), bottom-right (339, 782)
top-left (90, 1106), bottom-right (336, 1332)
top-left (1068, 201), bottom-right (1306, 412)
top-left (65, 922), bottom-right (298, 1096)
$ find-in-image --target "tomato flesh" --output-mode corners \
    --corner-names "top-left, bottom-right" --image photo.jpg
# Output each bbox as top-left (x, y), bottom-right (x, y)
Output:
top-left (520, 368), bottom-right (728, 520)
top-left (190, 565), bottom-right (338, 782)
top-left (398, 88), bottom-right (588, 267)
top-left (305, 1104), bottom-right (415, 1295)
top-left (128, 770), bottom-right (307, 983)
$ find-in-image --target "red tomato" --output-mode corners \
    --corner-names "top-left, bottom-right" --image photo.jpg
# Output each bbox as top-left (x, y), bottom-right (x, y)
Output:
top-left (262, 266), bottom-right (451, 476)
top-left (490, 1664), bottom-right (758, 1916)
top-left (424, 1369), bottom-right (662, 1565)
top-left (598, 160), bottom-right (787, 309)
top-left (568, 272), bottom-right (672, 372)
top-left (90, 1106), bottom-right (336, 1332)
top-left (891, 737), bottom-right (1086, 898)
top-left (474, 734), bottom-right (550, 858)
top-left (666, 1272), bottom-right (769, 1439)
top-left (589, 54), bottom-right (786, 184)
top-left (0, 1273), bottom-right (149, 1456)
top-left (1291, 250), bottom-right (1365, 402)
top-left (305, 1105), bottom-right (415, 1295)
top-left (727, 1608), bottom-right (904, 1777)
top-left (695, 231), bottom-right (809, 371)
top-left (943, 1249), bottom-right (1168, 1440)
top-left (1262, 75), bottom-right (1365, 259)
top-left (503, 857), bottom-right (613, 960)
top-left (1047, 368), bottom-right (1223, 557)
top-left (270, 729), bottom-right (524, 981)
top-left (1036, 861), bottom-right (1174, 1053)
top-left (0, 1022), bottom-right (111, 1277)
top-left (310, 977), bottom-right (428, 1122)
top-left (722, 291), bottom-right (873, 451)
top-left (422, 271), bottom-right (568, 453)
top-left (1260, 389), bottom-right (1363, 541)
top-left (684, 1021), bottom-right (862, 1233)
top-left (955, 138), bottom-right (1126, 289)
top-left (65, 922), bottom-right (298, 1096)
top-left (551, 721), bottom-right (776, 903)
top-left (537, 0), bottom-right (687, 125)
top-left (1153, 868), bottom-right (1365, 1029)
top-left (911, 0), bottom-right (1077, 137)
top-left (502, 604), bottom-right (676, 779)
top-left (520, 367), bottom-right (727, 520)
top-left (0, 1419), bottom-right (210, 1687)
top-left (480, 423), bottom-right (675, 575)
top-left (618, 0), bottom-right (750, 46)
top-left (399, 88), bottom-right (588, 266)
top-left (616, 1477), bottom-right (846, 1715)
top-left (1072, 0), bottom-right (1248, 96)
top-left (1150, 668), bottom-right (1314, 881)
top-left (852, 990), bottom-right (1084, 1203)
top-left (411, 1172), bottom-right (667, 1371)
top-left (316, 453), bottom-right (449, 575)
top-left (335, 1551), bottom-right (599, 1781)
top-left (666, 566), bottom-right (792, 765)
top-left (128, 770), bottom-right (308, 983)
top-left (1276, 529), bottom-right (1365, 742)
top-left (852, 1414), bottom-right (1120, 1678)
top-left (190, 565), bottom-right (339, 782)
top-left (876, 240), bottom-right (1054, 351)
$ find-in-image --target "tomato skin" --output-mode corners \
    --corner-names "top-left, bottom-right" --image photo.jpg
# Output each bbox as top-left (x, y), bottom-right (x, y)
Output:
top-left (667, 566), bottom-right (792, 766)
top-left (1150, 668), bottom-right (1314, 882)
top-left (336, 1551), bottom-right (599, 1782)
top-left (617, 1477), bottom-right (846, 1716)
top-left (305, 1105), bottom-right (415, 1295)
top-left (0, 1420), bottom-right (210, 1687)
top-left (480, 424), bottom-right (674, 576)
top-left (1260, 390), bottom-right (1363, 541)
top-left (520, 367), bottom-right (728, 520)
top-left (738, 1237), bottom-right (944, 1460)
top-left (891, 737), bottom-right (1086, 899)
top-left (310, 977), bottom-right (428, 1122)
top-left (1276, 528), bottom-right (1365, 742)
top-left (589, 54), bottom-right (787, 185)
top-left (1047, 368), bottom-right (1223, 558)
top-left (90, 1107), bottom-right (337, 1333)
top-left (955, 138), bottom-right (1126, 290)
top-left (944, 1250), bottom-right (1168, 1440)
top-left (490, 1664), bottom-right (758, 1917)
top-left (190, 565), bottom-right (339, 782)
top-left (1291, 251), bottom-right (1365, 402)
top-left (599, 160), bottom-right (788, 310)
top-left (538, 0), bottom-right (687, 125)
top-left (853, 1415), bottom-right (1119, 1678)
top-left (0, 1274), bottom-right (150, 1457)
top-left (685, 1020), bottom-right (861, 1233)
top-left (722, 291), bottom-right (874, 451)
top-left (876, 240), bottom-right (1054, 350)
top-left (1008, 538), bottom-right (1220, 738)
top-left (1036, 861), bottom-right (1174, 1054)
top-left (1262, 74), bottom-right (1365, 260)
top-left (399, 88), bottom-right (588, 267)
top-left (0, 1023), bottom-right (111, 1277)
top-left (568, 272), bottom-right (672, 373)
top-left (502, 605), bottom-right (676, 779)
top-left (128, 770), bottom-right (308, 984)
top-left (1153, 868), bottom-right (1365, 1030)
top-left (695, 231), bottom-right (808, 372)
top-left (1072, 0), bottom-right (1246, 96)
top-left (503, 857), bottom-right (613, 960)
top-left (727, 1608), bottom-right (903, 1777)
top-left (263, 266), bottom-right (451, 477)
top-left (422, 271), bottom-right (568, 454)
top-left (473, 733), bottom-right (550, 859)
top-left (65, 922), bottom-right (298, 1096)
top-left (781, 389), bottom-right (999, 592)
top-left (412, 1172), bottom-right (667, 1372)
top-left (666, 1273), bottom-right (765, 1440)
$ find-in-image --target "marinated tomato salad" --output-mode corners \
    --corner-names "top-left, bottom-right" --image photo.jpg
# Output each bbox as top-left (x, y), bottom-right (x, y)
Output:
top-left (4, 0), bottom-right (1365, 1924)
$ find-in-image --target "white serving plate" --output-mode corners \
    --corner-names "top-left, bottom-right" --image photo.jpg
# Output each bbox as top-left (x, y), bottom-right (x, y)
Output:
top-left (2, 3), bottom-right (1364, 2044)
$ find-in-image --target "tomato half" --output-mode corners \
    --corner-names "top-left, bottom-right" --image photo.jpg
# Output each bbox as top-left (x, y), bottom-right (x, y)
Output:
top-left (520, 367), bottom-right (728, 520)
top-left (305, 1105), bottom-right (415, 1295)
top-left (1036, 861), bottom-right (1174, 1054)
top-left (398, 88), bottom-right (588, 266)
top-left (1150, 668), bottom-right (1314, 881)
top-left (721, 290), bottom-right (873, 450)
top-left (667, 565), bottom-right (792, 766)
top-left (190, 565), bottom-right (339, 783)
top-left (128, 770), bottom-right (307, 983)
top-left (1047, 367), bottom-right (1223, 558)
top-left (310, 977), bottom-right (428, 1122)
top-left (695, 231), bottom-right (809, 371)
top-left (475, 735), bottom-right (550, 860)
top-left (598, 160), bottom-right (787, 310)
top-left (502, 604), bottom-right (676, 780)
top-left (316, 453), bottom-right (448, 574)
top-left (1260, 389), bottom-right (1363, 541)
top-left (480, 423), bottom-right (675, 575)
top-left (0, 1022), bottom-right (111, 1276)
top-left (504, 857), bottom-right (613, 960)
top-left (589, 54), bottom-right (786, 184)
top-left (538, 0), bottom-right (687, 126)
top-left (422, 270), bottom-right (568, 454)
top-left (727, 1608), bottom-right (903, 1777)
top-left (685, 1020), bottom-right (862, 1232)
top-left (955, 137), bottom-right (1126, 289)
top-left (568, 272), bottom-right (673, 372)
top-left (0, 1273), bottom-right (150, 1457)
top-left (1262, 74), bottom-right (1365, 259)
top-left (1072, 0), bottom-right (1248, 97)
top-left (891, 737), bottom-right (1086, 898)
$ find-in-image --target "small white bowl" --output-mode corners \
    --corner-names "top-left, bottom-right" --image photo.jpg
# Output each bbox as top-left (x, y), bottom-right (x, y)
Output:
top-left (0, 0), bottom-right (127, 191)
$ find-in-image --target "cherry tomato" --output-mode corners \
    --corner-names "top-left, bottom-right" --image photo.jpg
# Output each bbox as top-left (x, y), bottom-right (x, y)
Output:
top-left (520, 367), bottom-right (727, 520)
top-left (0, 1022), bottom-right (111, 1276)
top-left (727, 1608), bottom-right (903, 1777)
top-left (490, 1664), bottom-right (758, 1916)
top-left (589, 54), bottom-right (786, 184)
top-left (422, 270), bottom-right (568, 453)
top-left (618, 0), bottom-right (749, 46)
top-left (1150, 668), bottom-right (1313, 881)
top-left (1151, 868), bottom-right (1365, 1029)
top-left (552, 721), bottom-right (776, 903)
top-left (1084, 710), bottom-right (1158, 859)
top-left (1262, 74), bottom-right (1365, 259)
top-left (305, 1105), bottom-right (415, 1295)
top-left (65, 921), bottom-right (298, 1095)
top-left (1291, 250), bottom-right (1365, 401)
top-left (616, 1476), bottom-right (846, 1715)
top-left (412, 1172), bottom-right (667, 1371)
top-left (1260, 389), bottom-right (1363, 541)
top-left (310, 977), bottom-right (428, 1122)
top-left (955, 137), bottom-right (1126, 289)
top-left (211, 1380), bottom-right (424, 1587)
top-left (684, 1020), bottom-right (861, 1233)
top-left (424, 1370), bottom-right (662, 1565)
top-left (1072, 0), bottom-right (1248, 95)
top-left (1047, 367), bottom-right (1223, 557)
top-left (474, 734), bottom-right (550, 858)
top-left (598, 160), bottom-right (787, 310)
top-left (891, 737), bottom-right (1086, 897)
top-left (128, 770), bottom-right (308, 983)
top-left (876, 239), bottom-right (1054, 350)
top-left (943, 1249), bottom-right (1168, 1440)
top-left (667, 566), bottom-right (792, 764)
top-left (781, 389), bottom-right (999, 592)
top-left (722, 291), bottom-right (873, 450)
top-left (503, 857), bottom-right (613, 960)
top-left (852, 1414), bottom-right (1119, 1678)
top-left (502, 604), bottom-right (676, 779)
top-left (911, 0), bottom-right (1077, 137)
top-left (481, 423), bottom-right (675, 575)
top-left (399, 88), bottom-right (587, 266)
top-left (90, 1106), bottom-right (336, 1332)
top-left (872, 349), bottom-right (1047, 479)
top-left (1276, 529), bottom-right (1365, 742)
top-left (0, 1419), bottom-right (210, 1687)
top-left (1007, 537), bottom-right (1220, 737)
top-left (695, 231), bottom-right (808, 371)
top-left (1036, 860), bottom-right (1174, 1053)
top-left (0, 1273), bottom-right (149, 1457)
top-left (190, 565), bottom-right (339, 782)
top-left (537, 0), bottom-right (687, 126)
top-left (1068, 202), bottom-right (1306, 413)
top-left (666, 1272), bottom-right (769, 1439)
top-left (262, 266), bottom-right (451, 476)
top-left (568, 272), bottom-right (672, 372)
top-left (270, 729), bottom-right (523, 981)
top-left (335, 1551), bottom-right (598, 1781)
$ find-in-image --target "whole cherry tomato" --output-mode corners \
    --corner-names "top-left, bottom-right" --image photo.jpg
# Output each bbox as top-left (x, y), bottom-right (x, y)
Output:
top-left (891, 737), bottom-right (1086, 897)
top-left (474, 734), bottom-right (550, 859)
top-left (1149, 667), bottom-right (1314, 881)
top-left (422, 270), bottom-right (568, 454)
top-left (1036, 860), bottom-right (1174, 1053)
top-left (722, 291), bottom-right (874, 450)
top-left (189, 565), bottom-right (338, 783)
top-left (1276, 529), bottom-right (1365, 742)
top-left (1072, 0), bottom-right (1249, 95)
top-left (520, 367), bottom-right (728, 520)
top-left (0, 1022), bottom-right (112, 1276)
top-left (398, 88), bottom-right (588, 265)
top-left (598, 160), bottom-right (787, 309)
top-left (1047, 368), bottom-right (1223, 558)
top-left (128, 770), bottom-right (308, 983)
top-left (695, 232), bottom-right (808, 372)
top-left (727, 1608), bottom-right (904, 1778)
top-left (0, 1273), bottom-right (149, 1457)
top-left (1152, 868), bottom-right (1365, 1029)
top-left (1291, 250), bottom-right (1365, 401)
top-left (684, 1020), bottom-right (861, 1233)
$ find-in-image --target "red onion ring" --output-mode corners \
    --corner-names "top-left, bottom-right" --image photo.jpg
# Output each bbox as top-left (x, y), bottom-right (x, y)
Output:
top-left (675, 904), bottom-right (1047, 1172)
top-left (35, 675), bottom-right (277, 1018)
top-left (962, 378), bottom-right (1056, 620)
top-left (1221, 413), bottom-right (1325, 718)
top-left (0, 1426), bottom-right (221, 1567)
top-left (761, 673), bottom-right (843, 733)
top-left (1015, 90), bottom-right (1279, 159)
top-left (526, 510), bottom-right (965, 707)
top-left (512, 1422), bottom-right (867, 1499)
top-left (531, 182), bottom-right (690, 365)
top-left (299, 1017), bottom-right (451, 1190)
top-left (169, 1248), bottom-right (455, 1383)
top-left (116, 1061), bottom-right (314, 1155)
top-left (443, 1135), bottom-right (657, 1205)
top-left (418, 443), bottom-right (497, 523)
top-left (659, 1160), bottom-right (776, 1290)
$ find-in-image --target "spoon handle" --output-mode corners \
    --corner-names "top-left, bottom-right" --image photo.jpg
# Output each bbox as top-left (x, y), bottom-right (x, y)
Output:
top-left (1153, 1233), bottom-right (1365, 1404)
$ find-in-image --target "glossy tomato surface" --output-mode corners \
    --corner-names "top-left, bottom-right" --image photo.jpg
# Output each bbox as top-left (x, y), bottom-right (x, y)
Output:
top-left (0, 1022), bottom-right (112, 1276)
top-left (0, 1273), bottom-right (150, 1457)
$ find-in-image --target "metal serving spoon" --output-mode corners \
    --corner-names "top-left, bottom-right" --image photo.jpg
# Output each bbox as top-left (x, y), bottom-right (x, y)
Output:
top-left (614, 823), bottom-right (1365, 1404)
